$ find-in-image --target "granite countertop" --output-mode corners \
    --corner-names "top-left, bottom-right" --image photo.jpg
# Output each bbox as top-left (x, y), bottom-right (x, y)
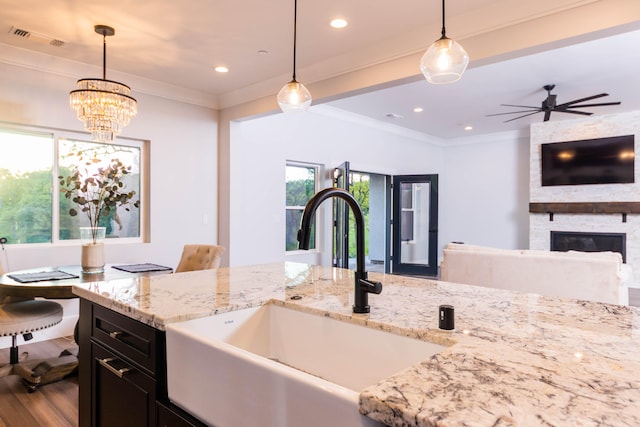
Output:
top-left (72, 262), bottom-right (640, 426)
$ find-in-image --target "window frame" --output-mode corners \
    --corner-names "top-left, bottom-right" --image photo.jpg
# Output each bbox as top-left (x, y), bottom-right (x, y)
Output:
top-left (0, 123), bottom-right (149, 247)
top-left (285, 161), bottom-right (320, 253)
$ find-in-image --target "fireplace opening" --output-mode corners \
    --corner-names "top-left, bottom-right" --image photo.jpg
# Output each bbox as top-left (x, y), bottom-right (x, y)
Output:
top-left (550, 231), bottom-right (626, 263)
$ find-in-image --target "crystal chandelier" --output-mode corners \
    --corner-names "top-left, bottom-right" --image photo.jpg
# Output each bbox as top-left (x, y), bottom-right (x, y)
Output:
top-left (277, 0), bottom-right (312, 112)
top-left (70, 25), bottom-right (137, 142)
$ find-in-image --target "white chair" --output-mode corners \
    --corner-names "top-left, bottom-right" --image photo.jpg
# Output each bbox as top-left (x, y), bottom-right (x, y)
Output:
top-left (175, 244), bottom-right (225, 273)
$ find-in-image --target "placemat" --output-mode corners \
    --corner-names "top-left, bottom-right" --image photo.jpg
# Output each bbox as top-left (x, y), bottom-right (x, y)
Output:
top-left (8, 270), bottom-right (79, 283)
top-left (112, 263), bottom-right (173, 273)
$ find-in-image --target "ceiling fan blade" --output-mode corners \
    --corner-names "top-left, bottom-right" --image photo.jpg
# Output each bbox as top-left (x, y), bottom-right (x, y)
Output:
top-left (552, 109), bottom-right (593, 116)
top-left (486, 109), bottom-right (540, 117)
top-left (492, 89), bottom-right (618, 126)
top-left (555, 93), bottom-right (608, 108)
top-left (502, 111), bottom-right (541, 123)
top-left (565, 101), bottom-right (621, 108)
top-left (499, 103), bottom-right (540, 109)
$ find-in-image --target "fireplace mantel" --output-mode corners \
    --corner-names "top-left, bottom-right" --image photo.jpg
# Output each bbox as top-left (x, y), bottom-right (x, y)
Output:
top-left (530, 202), bottom-right (640, 214)
top-left (529, 202), bottom-right (640, 222)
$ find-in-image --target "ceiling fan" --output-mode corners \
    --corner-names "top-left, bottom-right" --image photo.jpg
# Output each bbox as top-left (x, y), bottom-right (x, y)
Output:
top-left (488, 84), bottom-right (621, 123)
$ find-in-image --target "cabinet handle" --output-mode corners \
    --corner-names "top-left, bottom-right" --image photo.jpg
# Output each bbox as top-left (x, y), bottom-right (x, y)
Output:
top-left (98, 357), bottom-right (132, 378)
top-left (109, 331), bottom-right (123, 339)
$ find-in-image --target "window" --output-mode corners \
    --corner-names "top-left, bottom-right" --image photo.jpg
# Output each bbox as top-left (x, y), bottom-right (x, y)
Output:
top-left (0, 130), bottom-right (53, 243)
top-left (58, 138), bottom-right (141, 240)
top-left (0, 126), bottom-right (145, 245)
top-left (285, 163), bottom-right (318, 251)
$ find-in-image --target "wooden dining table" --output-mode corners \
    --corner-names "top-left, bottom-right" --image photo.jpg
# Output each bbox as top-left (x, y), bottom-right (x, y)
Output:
top-left (0, 263), bottom-right (173, 299)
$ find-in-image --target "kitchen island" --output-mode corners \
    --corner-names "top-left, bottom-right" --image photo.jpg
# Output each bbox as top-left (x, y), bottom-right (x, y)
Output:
top-left (73, 262), bottom-right (640, 426)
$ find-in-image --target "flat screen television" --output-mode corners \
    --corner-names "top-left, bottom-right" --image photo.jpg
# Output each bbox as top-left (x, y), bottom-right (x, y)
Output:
top-left (541, 135), bottom-right (635, 186)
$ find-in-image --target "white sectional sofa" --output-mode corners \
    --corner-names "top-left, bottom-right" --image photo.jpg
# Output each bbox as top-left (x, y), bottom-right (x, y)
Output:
top-left (440, 243), bottom-right (631, 305)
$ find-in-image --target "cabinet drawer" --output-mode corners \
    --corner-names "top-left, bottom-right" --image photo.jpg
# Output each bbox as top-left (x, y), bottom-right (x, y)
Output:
top-left (92, 304), bottom-right (158, 375)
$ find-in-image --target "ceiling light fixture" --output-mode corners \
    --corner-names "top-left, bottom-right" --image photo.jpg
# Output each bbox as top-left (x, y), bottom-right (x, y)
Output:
top-left (214, 66), bottom-right (229, 73)
top-left (69, 25), bottom-right (137, 142)
top-left (420, 0), bottom-right (469, 84)
top-left (277, 0), bottom-right (312, 113)
top-left (330, 18), bottom-right (348, 29)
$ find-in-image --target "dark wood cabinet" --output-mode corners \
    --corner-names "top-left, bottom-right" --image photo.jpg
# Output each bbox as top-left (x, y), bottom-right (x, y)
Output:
top-left (79, 299), bottom-right (204, 427)
top-left (92, 342), bottom-right (156, 426)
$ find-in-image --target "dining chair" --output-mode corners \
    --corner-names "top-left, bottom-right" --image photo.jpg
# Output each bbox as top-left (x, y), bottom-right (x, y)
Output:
top-left (175, 244), bottom-right (226, 273)
top-left (0, 262), bottom-right (64, 376)
top-left (0, 299), bottom-right (64, 369)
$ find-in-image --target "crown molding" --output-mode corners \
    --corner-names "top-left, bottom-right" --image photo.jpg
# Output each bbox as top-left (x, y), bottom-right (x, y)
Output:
top-left (0, 42), bottom-right (219, 109)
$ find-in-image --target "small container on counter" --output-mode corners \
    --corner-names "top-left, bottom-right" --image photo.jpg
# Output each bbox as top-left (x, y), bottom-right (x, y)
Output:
top-left (439, 304), bottom-right (455, 330)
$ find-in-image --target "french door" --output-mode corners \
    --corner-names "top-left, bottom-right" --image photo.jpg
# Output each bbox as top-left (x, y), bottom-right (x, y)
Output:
top-left (332, 162), bottom-right (438, 277)
top-left (391, 174), bottom-right (439, 276)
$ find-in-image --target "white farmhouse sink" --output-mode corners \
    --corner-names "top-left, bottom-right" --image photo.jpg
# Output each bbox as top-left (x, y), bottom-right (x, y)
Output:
top-left (166, 303), bottom-right (445, 427)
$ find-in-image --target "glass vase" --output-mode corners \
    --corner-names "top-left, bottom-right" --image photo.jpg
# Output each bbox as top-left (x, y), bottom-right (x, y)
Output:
top-left (80, 226), bottom-right (106, 274)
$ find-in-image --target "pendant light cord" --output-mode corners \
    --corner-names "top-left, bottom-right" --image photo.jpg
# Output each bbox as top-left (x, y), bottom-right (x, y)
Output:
top-left (441, 0), bottom-right (447, 38)
top-left (292, 0), bottom-right (298, 82)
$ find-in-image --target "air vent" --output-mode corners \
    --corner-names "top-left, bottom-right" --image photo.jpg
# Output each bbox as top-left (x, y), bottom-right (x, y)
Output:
top-left (12, 28), bottom-right (29, 38)
top-left (9, 26), bottom-right (65, 47)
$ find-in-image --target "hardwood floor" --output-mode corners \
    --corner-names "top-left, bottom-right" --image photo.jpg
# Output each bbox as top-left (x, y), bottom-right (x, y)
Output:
top-left (0, 337), bottom-right (78, 427)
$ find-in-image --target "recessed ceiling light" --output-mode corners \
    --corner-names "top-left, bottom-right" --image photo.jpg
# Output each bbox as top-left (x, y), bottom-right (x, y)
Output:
top-left (330, 18), bottom-right (348, 29)
top-left (214, 66), bottom-right (229, 73)
top-left (257, 49), bottom-right (269, 56)
top-left (413, 107), bottom-right (424, 113)
top-left (385, 112), bottom-right (403, 119)
top-left (464, 125), bottom-right (473, 131)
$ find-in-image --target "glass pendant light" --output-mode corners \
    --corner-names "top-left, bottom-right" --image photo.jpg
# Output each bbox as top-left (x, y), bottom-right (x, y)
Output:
top-left (277, 0), bottom-right (312, 112)
top-left (420, 0), bottom-right (469, 84)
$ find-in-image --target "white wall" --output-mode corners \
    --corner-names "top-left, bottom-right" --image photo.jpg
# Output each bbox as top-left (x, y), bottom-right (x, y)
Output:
top-left (0, 61), bottom-right (219, 271)
top-left (229, 106), bottom-right (445, 267)
top-left (436, 131), bottom-right (531, 252)
top-left (230, 107), bottom-right (534, 269)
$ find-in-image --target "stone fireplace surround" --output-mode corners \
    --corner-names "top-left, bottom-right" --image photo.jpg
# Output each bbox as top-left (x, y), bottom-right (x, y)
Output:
top-left (529, 110), bottom-right (640, 289)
